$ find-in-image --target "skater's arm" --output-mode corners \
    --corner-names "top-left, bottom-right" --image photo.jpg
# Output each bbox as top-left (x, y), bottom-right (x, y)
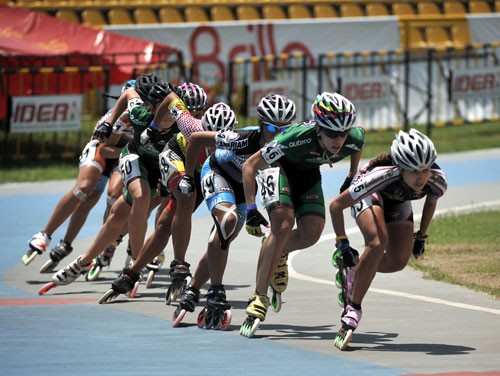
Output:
top-left (242, 152), bottom-right (267, 206)
top-left (329, 190), bottom-right (355, 240)
top-left (348, 150), bottom-right (362, 178)
top-left (184, 132), bottom-right (216, 177)
top-left (418, 196), bottom-right (438, 237)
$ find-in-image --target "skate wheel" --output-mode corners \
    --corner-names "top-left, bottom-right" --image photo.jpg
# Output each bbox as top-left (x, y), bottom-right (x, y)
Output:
top-left (219, 310), bottom-right (232, 331)
top-left (22, 251), bottom-right (38, 266)
top-left (128, 281), bottom-right (140, 298)
top-left (97, 289), bottom-right (119, 304)
top-left (239, 317), bottom-right (261, 338)
top-left (271, 291), bottom-right (282, 313)
top-left (39, 259), bottom-right (56, 274)
top-left (38, 282), bottom-right (56, 295)
top-left (197, 308), bottom-right (207, 329)
top-left (337, 291), bottom-right (346, 308)
top-left (85, 265), bottom-right (102, 282)
top-left (172, 308), bottom-right (187, 328)
top-left (334, 328), bottom-right (353, 351)
top-left (145, 270), bottom-right (155, 289)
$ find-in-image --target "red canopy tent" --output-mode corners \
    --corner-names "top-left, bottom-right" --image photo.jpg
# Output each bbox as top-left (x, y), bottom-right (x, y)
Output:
top-left (0, 6), bottom-right (182, 119)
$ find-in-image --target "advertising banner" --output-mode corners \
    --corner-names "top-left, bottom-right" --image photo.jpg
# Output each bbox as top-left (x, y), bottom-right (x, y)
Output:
top-left (10, 95), bottom-right (82, 133)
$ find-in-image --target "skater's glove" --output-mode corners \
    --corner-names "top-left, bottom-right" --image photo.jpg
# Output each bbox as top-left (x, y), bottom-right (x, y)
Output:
top-left (93, 121), bottom-right (113, 140)
top-left (339, 176), bottom-right (353, 193)
top-left (336, 238), bottom-right (359, 267)
top-left (140, 126), bottom-right (160, 145)
top-left (178, 174), bottom-right (195, 195)
top-left (245, 204), bottom-right (269, 237)
top-left (413, 231), bottom-right (427, 259)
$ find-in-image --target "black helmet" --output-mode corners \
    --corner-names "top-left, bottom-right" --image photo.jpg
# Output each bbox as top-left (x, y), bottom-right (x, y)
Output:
top-left (134, 74), bottom-right (170, 105)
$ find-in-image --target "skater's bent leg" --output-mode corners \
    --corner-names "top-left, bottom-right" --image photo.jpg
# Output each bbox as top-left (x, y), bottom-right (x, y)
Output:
top-left (43, 165), bottom-right (101, 235)
top-left (63, 189), bottom-right (101, 244)
top-left (377, 221), bottom-right (413, 273)
top-left (350, 206), bottom-right (388, 305)
top-left (255, 206), bottom-right (294, 295)
top-left (284, 214), bottom-right (324, 254)
top-left (127, 178), bottom-right (151, 260)
top-left (80, 196), bottom-right (131, 264)
top-left (103, 171), bottom-right (123, 222)
top-left (171, 192), bottom-right (196, 262)
top-left (191, 251), bottom-right (210, 289)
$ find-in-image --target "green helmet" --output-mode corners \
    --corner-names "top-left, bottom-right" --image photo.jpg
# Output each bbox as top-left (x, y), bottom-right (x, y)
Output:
top-left (129, 104), bottom-right (153, 127)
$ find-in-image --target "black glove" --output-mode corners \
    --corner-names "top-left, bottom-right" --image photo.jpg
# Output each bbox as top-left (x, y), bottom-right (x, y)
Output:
top-left (245, 204), bottom-right (269, 237)
top-left (339, 176), bottom-right (354, 193)
top-left (94, 121), bottom-right (112, 140)
top-left (178, 175), bottom-right (195, 194)
top-left (413, 231), bottom-right (427, 258)
top-left (335, 238), bottom-right (359, 267)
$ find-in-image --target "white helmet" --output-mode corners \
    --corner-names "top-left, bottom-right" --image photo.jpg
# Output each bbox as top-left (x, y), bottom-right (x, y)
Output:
top-left (390, 129), bottom-right (437, 171)
top-left (175, 82), bottom-right (208, 112)
top-left (311, 92), bottom-right (356, 132)
top-left (257, 94), bottom-right (296, 125)
top-left (202, 102), bottom-right (236, 132)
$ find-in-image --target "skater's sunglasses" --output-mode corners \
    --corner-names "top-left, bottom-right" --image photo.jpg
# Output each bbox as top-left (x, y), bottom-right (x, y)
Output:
top-left (319, 128), bottom-right (348, 139)
top-left (263, 122), bottom-right (289, 135)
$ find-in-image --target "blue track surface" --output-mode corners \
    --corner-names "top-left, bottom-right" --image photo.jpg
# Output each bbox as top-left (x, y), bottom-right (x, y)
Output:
top-left (1, 153), bottom-right (500, 375)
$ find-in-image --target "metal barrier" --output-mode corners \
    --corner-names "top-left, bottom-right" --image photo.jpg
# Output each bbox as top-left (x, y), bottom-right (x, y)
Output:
top-left (226, 43), bottom-right (500, 132)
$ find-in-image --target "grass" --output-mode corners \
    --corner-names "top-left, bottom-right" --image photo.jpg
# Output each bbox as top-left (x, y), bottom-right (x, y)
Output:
top-left (410, 210), bottom-right (500, 298)
top-left (1, 120), bottom-right (500, 183)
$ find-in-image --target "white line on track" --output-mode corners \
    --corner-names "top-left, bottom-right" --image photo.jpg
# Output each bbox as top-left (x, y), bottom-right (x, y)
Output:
top-left (289, 200), bottom-right (500, 316)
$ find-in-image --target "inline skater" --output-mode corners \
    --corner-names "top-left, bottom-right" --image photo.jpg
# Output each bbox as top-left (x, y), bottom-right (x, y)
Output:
top-left (172, 94), bottom-right (297, 329)
top-left (99, 97), bottom-right (237, 304)
top-left (239, 92), bottom-right (364, 338)
top-left (329, 128), bottom-right (447, 350)
top-left (38, 74), bottom-right (176, 294)
top-left (23, 79), bottom-right (144, 269)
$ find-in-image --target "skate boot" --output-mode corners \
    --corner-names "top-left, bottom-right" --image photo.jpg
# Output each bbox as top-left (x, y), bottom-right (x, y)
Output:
top-left (128, 267), bottom-right (146, 298)
top-left (38, 256), bottom-right (91, 295)
top-left (269, 253), bottom-right (288, 312)
top-left (165, 260), bottom-right (191, 305)
top-left (172, 285), bottom-right (200, 327)
top-left (39, 240), bottom-right (73, 273)
top-left (86, 244), bottom-right (116, 281)
top-left (198, 285), bottom-right (232, 330)
top-left (334, 304), bottom-right (362, 351)
top-left (22, 232), bottom-right (51, 265)
top-left (98, 268), bottom-right (140, 304)
top-left (332, 247), bottom-right (357, 307)
top-left (145, 252), bottom-right (165, 288)
top-left (240, 293), bottom-right (270, 338)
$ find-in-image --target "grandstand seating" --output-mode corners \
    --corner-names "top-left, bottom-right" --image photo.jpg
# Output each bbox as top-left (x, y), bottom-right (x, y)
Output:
top-left (55, 9), bottom-right (79, 24)
top-left (366, 3), bottom-right (389, 16)
top-left (469, 0), bottom-right (492, 12)
top-left (313, 4), bottom-right (337, 18)
top-left (339, 4), bottom-right (364, 17)
top-left (236, 5), bottom-right (260, 21)
top-left (262, 5), bottom-right (286, 20)
top-left (288, 5), bottom-right (311, 19)
top-left (185, 6), bottom-right (209, 22)
top-left (211, 6), bottom-right (235, 21)
top-left (8, 1), bottom-right (495, 51)
top-left (108, 8), bottom-right (133, 25)
top-left (134, 8), bottom-right (158, 24)
top-left (444, 1), bottom-right (467, 15)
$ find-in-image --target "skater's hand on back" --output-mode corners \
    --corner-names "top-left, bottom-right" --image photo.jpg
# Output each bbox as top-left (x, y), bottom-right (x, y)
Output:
top-left (412, 231), bottom-right (427, 258)
top-left (245, 204), bottom-right (269, 237)
top-left (335, 238), bottom-right (359, 267)
top-left (94, 121), bottom-right (113, 140)
top-left (339, 176), bottom-right (353, 193)
top-left (178, 175), bottom-right (195, 195)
